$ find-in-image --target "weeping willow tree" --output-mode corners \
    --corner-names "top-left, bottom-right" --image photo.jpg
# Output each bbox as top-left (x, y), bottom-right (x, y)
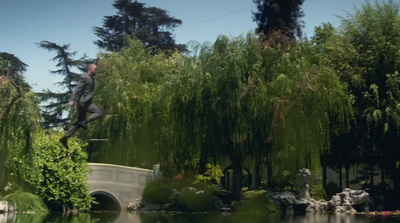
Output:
top-left (166, 33), bottom-right (351, 199)
top-left (84, 38), bottom-right (175, 168)
top-left (85, 34), bottom-right (351, 200)
top-left (264, 43), bottom-right (352, 187)
top-left (0, 54), bottom-right (40, 189)
top-left (316, 0), bottom-right (400, 191)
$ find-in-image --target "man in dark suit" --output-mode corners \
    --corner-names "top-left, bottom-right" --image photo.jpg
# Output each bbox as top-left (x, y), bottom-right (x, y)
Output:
top-left (59, 64), bottom-right (103, 149)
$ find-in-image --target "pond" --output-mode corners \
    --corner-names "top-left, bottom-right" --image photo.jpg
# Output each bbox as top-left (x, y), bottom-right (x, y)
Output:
top-left (1, 211), bottom-right (400, 223)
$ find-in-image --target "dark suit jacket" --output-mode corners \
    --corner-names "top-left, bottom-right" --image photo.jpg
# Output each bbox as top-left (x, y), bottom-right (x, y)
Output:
top-left (72, 73), bottom-right (95, 103)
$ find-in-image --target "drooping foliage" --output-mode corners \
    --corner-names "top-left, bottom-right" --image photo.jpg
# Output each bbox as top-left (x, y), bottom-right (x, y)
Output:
top-left (253, 0), bottom-right (305, 39)
top-left (1, 53), bottom-right (93, 211)
top-left (86, 35), bottom-right (351, 200)
top-left (94, 0), bottom-right (186, 52)
top-left (84, 38), bottom-right (174, 168)
top-left (314, 0), bottom-right (400, 190)
top-left (0, 53), bottom-right (40, 190)
top-left (168, 34), bottom-right (351, 198)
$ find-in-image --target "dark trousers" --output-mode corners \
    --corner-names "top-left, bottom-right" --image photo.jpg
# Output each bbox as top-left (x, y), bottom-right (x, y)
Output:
top-left (64, 99), bottom-right (103, 138)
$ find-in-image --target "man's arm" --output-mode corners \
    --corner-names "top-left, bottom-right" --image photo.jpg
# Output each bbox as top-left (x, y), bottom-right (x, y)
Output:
top-left (69, 75), bottom-right (88, 106)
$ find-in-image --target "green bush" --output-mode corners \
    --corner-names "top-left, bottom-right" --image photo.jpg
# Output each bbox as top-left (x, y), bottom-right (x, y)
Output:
top-left (242, 190), bottom-right (267, 200)
top-left (142, 179), bottom-right (173, 204)
top-left (193, 163), bottom-right (224, 193)
top-left (310, 184), bottom-right (328, 201)
top-left (4, 192), bottom-right (48, 212)
top-left (236, 190), bottom-right (278, 213)
top-left (26, 131), bottom-right (94, 211)
top-left (174, 188), bottom-right (214, 212)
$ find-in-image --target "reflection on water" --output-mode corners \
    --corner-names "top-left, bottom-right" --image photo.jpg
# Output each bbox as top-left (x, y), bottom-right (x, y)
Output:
top-left (2, 211), bottom-right (400, 223)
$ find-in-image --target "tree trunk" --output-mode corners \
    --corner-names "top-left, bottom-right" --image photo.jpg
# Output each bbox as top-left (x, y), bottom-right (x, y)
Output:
top-left (339, 167), bottom-right (343, 190)
top-left (370, 166), bottom-right (374, 189)
top-left (232, 159), bottom-right (242, 200)
top-left (322, 165), bottom-right (327, 188)
top-left (0, 148), bottom-right (8, 188)
top-left (266, 154), bottom-right (273, 188)
top-left (345, 165), bottom-right (349, 188)
top-left (255, 160), bottom-right (261, 188)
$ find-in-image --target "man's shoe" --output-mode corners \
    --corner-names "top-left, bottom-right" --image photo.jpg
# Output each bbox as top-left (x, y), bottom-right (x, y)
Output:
top-left (77, 122), bottom-right (88, 130)
top-left (59, 136), bottom-right (69, 149)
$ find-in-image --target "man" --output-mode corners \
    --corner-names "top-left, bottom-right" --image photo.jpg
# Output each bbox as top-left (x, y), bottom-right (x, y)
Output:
top-left (59, 64), bottom-right (103, 149)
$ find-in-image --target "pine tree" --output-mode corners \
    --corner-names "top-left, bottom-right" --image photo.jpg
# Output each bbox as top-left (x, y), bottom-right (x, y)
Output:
top-left (253, 0), bottom-right (305, 39)
top-left (94, 0), bottom-right (186, 52)
top-left (36, 41), bottom-right (91, 130)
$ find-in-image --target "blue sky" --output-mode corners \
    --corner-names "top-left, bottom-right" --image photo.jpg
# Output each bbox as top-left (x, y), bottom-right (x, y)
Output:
top-left (1, 0), bottom-right (366, 92)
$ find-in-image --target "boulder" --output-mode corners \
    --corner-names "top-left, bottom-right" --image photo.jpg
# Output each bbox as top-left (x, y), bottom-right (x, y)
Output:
top-left (328, 188), bottom-right (370, 213)
top-left (315, 200), bottom-right (328, 213)
top-left (297, 169), bottom-right (311, 200)
top-left (0, 201), bottom-right (7, 213)
top-left (127, 198), bottom-right (143, 211)
top-left (271, 192), bottom-right (314, 213)
top-left (7, 203), bottom-right (16, 212)
top-left (271, 170), bottom-right (370, 214)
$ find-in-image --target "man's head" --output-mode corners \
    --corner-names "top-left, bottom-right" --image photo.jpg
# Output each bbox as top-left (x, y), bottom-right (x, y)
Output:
top-left (88, 64), bottom-right (97, 76)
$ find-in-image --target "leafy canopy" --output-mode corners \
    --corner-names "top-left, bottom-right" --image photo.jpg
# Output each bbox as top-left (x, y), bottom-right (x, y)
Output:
top-left (94, 0), bottom-right (186, 52)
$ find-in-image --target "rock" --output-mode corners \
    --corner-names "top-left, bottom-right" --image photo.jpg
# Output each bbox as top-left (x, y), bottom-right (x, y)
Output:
top-left (306, 200), bottom-right (318, 213)
top-left (328, 195), bottom-right (341, 210)
top-left (127, 198), bottom-right (143, 211)
top-left (350, 190), bottom-right (369, 204)
top-left (297, 169), bottom-right (311, 200)
top-left (271, 192), bottom-right (314, 214)
top-left (218, 207), bottom-right (231, 212)
top-left (141, 202), bottom-right (162, 211)
top-left (327, 188), bottom-right (370, 213)
top-left (211, 195), bottom-right (224, 208)
top-left (316, 200), bottom-right (328, 212)
top-left (271, 191), bottom-right (296, 208)
top-left (345, 208), bottom-right (357, 214)
top-left (7, 203), bottom-right (16, 212)
top-left (0, 201), bottom-right (7, 213)
top-left (292, 198), bottom-right (309, 213)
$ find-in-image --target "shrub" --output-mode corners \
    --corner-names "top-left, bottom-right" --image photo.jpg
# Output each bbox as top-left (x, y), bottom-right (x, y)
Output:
top-left (142, 179), bottom-right (173, 204)
top-left (193, 163), bottom-right (224, 193)
top-left (27, 131), bottom-right (94, 211)
top-left (235, 190), bottom-right (278, 213)
top-left (310, 184), bottom-right (328, 201)
top-left (174, 187), bottom-right (214, 212)
top-left (4, 192), bottom-right (48, 212)
top-left (242, 190), bottom-right (267, 200)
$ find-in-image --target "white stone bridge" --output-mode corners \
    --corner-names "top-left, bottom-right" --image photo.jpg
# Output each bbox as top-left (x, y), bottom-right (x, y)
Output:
top-left (88, 163), bottom-right (161, 210)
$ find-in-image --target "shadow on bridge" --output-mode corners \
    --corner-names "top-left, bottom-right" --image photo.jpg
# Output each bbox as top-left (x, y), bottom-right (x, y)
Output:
top-left (90, 191), bottom-right (121, 211)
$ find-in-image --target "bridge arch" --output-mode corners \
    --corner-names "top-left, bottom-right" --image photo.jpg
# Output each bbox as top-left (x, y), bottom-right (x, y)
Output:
top-left (90, 190), bottom-right (121, 211)
top-left (87, 163), bottom-right (161, 210)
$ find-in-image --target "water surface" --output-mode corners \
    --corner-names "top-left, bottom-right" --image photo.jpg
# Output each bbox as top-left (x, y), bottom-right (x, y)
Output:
top-left (2, 211), bottom-right (399, 223)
